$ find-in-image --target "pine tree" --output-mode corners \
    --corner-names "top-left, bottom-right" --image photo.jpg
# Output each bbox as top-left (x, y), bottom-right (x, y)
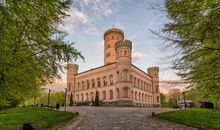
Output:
top-left (94, 91), bottom-right (100, 106)
top-left (69, 93), bottom-right (74, 106)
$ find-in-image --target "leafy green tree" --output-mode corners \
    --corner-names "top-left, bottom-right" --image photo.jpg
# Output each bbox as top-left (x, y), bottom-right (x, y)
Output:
top-left (160, 93), bottom-right (166, 104)
top-left (0, 0), bottom-right (83, 108)
top-left (24, 91), bottom-right (65, 107)
top-left (156, 0), bottom-right (220, 105)
top-left (94, 91), bottom-right (100, 106)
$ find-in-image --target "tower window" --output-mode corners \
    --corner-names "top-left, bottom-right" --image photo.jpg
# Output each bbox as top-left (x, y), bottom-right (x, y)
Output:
top-left (124, 50), bottom-right (127, 55)
top-left (106, 53), bottom-right (110, 57)
top-left (112, 36), bottom-right (114, 39)
top-left (106, 44), bottom-right (110, 49)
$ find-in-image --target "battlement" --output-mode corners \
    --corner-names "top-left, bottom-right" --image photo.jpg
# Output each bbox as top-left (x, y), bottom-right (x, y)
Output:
top-left (147, 67), bottom-right (159, 72)
top-left (115, 39), bottom-right (132, 50)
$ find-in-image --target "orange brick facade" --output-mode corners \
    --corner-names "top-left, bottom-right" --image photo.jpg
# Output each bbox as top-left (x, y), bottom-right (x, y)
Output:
top-left (67, 28), bottom-right (160, 107)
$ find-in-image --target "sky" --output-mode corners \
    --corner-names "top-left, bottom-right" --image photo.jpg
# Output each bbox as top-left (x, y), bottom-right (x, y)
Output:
top-left (47, 0), bottom-right (183, 92)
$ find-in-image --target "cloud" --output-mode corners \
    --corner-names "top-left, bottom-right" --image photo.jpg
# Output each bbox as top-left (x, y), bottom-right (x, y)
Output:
top-left (44, 75), bottom-right (67, 92)
top-left (132, 51), bottom-right (145, 62)
top-left (59, 0), bottom-right (119, 35)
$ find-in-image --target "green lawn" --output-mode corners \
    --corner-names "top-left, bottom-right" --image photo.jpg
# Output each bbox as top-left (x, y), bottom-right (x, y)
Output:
top-left (0, 107), bottom-right (75, 130)
top-left (156, 108), bottom-right (220, 130)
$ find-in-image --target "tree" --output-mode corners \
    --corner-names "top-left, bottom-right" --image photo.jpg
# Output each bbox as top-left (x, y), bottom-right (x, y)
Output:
top-left (155, 0), bottom-right (220, 105)
top-left (0, 0), bottom-right (83, 108)
top-left (69, 93), bottom-right (74, 106)
top-left (160, 93), bottom-right (166, 104)
top-left (94, 91), bottom-right (100, 106)
top-left (168, 89), bottom-right (181, 107)
top-left (24, 91), bottom-right (65, 107)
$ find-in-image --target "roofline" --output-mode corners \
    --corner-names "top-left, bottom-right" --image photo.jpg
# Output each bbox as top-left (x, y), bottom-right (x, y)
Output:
top-left (76, 62), bottom-right (116, 75)
top-left (103, 28), bottom-right (124, 39)
top-left (131, 64), bottom-right (152, 78)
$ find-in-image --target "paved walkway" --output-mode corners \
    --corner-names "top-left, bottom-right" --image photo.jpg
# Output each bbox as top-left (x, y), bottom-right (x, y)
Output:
top-left (57, 106), bottom-right (200, 130)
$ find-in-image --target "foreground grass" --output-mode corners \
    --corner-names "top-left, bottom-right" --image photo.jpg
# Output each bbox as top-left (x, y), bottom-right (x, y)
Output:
top-left (0, 107), bottom-right (75, 130)
top-left (156, 108), bottom-right (220, 130)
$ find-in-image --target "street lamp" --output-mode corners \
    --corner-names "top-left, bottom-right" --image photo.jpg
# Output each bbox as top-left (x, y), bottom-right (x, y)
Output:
top-left (48, 89), bottom-right (52, 108)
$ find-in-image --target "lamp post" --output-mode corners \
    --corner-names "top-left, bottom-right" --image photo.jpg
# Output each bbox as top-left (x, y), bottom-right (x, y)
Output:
top-left (48, 89), bottom-right (52, 108)
top-left (64, 88), bottom-right (67, 112)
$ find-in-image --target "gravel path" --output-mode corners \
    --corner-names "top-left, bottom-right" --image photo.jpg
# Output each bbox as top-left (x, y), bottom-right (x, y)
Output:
top-left (57, 106), bottom-right (200, 130)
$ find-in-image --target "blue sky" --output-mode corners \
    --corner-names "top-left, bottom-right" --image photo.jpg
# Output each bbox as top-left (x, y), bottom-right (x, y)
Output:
top-left (51, 0), bottom-right (181, 91)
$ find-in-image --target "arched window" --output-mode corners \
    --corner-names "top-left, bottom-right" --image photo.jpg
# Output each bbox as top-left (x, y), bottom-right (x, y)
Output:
top-left (137, 79), bottom-right (140, 88)
top-left (87, 80), bottom-right (90, 89)
top-left (86, 93), bottom-right (89, 101)
top-left (92, 79), bottom-right (95, 88)
top-left (149, 84), bottom-right (152, 92)
top-left (141, 80), bottom-right (143, 89)
top-left (102, 91), bottom-right (106, 100)
top-left (110, 75), bottom-right (114, 85)
top-left (130, 75), bottom-right (133, 83)
top-left (131, 90), bottom-right (133, 99)
top-left (156, 85), bottom-right (159, 93)
top-left (144, 82), bottom-right (146, 90)
top-left (103, 76), bottom-right (107, 86)
top-left (124, 87), bottom-right (128, 98)
top-left (82, 81), bottom-right (85, 90)
top-left (116, 88), bottom-right (119, 98)
top-left (77, 94), bottom-right (79, 102)
top-left (157, 96), bottom-right (160, 103)
top-left (81, 94), bottom-right (84, 101)
top-left (135, 92), bottom-right (137, 100)
top-left (139, 92), bottom-right (141, 101)
top-left (78, 82), bottom-right (81, 90)
top-left (122, 69), bottom-right (128, 81)
top-left (90, 92), bottom-right (94, 101)
top-left (109, 90), bottom-right (113, 100)
top-left (145, 94), bottom-right (147, 102)
top-left (97, 78), bottom-right (101, 87)
top-left (124, 50), bottom-right (127, 55)
top-left (134, 77), bottom-right (136, 87)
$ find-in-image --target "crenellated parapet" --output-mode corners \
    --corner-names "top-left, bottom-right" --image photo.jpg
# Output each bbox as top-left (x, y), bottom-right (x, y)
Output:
top-left (115, 40), bottom-right (132, 50)
top-left (147, 67), bottom-right (159, 79)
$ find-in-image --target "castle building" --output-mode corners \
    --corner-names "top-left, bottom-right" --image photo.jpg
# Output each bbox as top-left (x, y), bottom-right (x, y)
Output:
top-left (67, 28), bottom-right (160, 107)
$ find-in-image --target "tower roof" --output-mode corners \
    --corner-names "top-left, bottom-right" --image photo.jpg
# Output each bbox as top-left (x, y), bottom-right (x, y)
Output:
top-left (104, 28), bottom-right (124, 39)
top-left (115, 39), bottom-right (132, 50)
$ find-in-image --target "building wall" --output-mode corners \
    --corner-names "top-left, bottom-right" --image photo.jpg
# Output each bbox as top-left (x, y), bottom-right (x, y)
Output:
top-left (67, 63), bottom-right (160, 107)
top-left (67, 28), bottom-right (160, 107)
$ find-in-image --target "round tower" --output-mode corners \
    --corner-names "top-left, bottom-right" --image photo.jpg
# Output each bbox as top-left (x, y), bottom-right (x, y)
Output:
top-left (147, 67), bottom-right (159, 79)
top-left (115, 39), bottom-right (132, 66)
top-left (104, 28), bottom-right (124, 65)
top-left (115, 39), bottom-right (133, 105)
top-left (147, 66), bottom-right (160, 107)
top-left (115, 39), bottom-right (132, 83)
top-left (67, 64), bottom-right (78, 104)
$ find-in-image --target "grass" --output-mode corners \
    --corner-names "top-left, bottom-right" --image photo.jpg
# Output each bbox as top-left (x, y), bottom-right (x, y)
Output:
top-left (0, 107), bottom-right (75, 130)
top-left (156, 108), bottom-right (220, 130)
